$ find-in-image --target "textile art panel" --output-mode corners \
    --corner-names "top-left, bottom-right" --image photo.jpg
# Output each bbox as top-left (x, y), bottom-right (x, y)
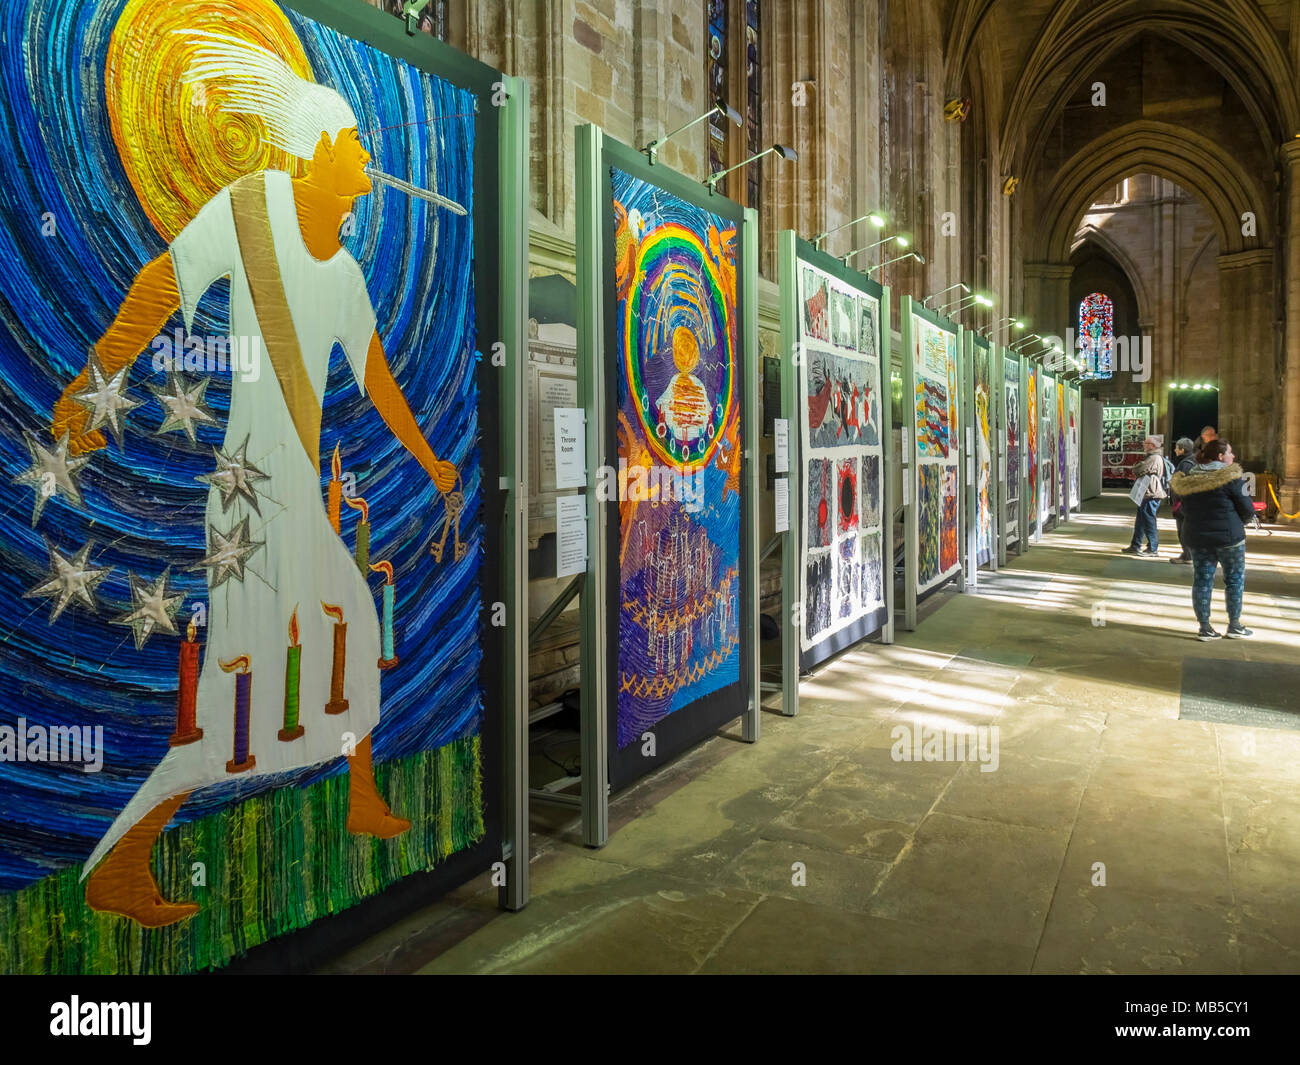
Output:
top-left (0, 0), bottom-right (486, 973)
top-left (1026, 364), bottom-right (1039, 536)
top-left (1042, 375), bottom-right (1056, 521)
top-left (1056, 378), bottom-right (1067, 514)
top-left (798, 263), bottom-right (885, 653)
top-left (610, 168), bottom-right (741, 750)
top-left (1003, 355), bottom-right (1020, 546)
top-left (973, 340), bottom-right (993, 567)
top-left (913, 314), bottom-right (959, 592)
top-left (1068, 387), bottom-right (1080, 509)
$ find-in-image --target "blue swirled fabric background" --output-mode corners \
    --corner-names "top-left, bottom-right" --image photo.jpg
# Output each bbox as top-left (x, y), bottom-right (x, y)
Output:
top-left (0, 0), bottom-right (482, 890)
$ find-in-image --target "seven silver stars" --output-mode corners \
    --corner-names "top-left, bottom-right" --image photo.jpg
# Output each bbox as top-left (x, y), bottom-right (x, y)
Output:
top-left (111, 567), bottom-right (185, 650)
top-left (13, 431), bottom-right (89, 525)
top-left (193, 516), bottom-right (264, 590)
top-left (24, 540), bottom-right (112, 623)
top-left (149, 371), bottom-right (218, 444)
top-left (197, 436), bottom-right (270, 514)
top-left (71, 352), bottom-right (142, 450)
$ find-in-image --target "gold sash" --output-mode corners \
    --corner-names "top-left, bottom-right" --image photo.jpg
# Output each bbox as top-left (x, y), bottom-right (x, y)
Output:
top-left (229, 172), bottom-right (322, 466)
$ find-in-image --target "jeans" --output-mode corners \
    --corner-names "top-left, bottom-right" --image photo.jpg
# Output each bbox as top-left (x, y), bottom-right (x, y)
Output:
top-left (1191, 541), bottom-right (1246, 626)
top-left (1130, 498), bottom-right (1160, 551)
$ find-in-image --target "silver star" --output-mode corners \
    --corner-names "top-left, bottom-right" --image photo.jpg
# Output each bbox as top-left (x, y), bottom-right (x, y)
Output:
top-left (111, 567), bottom-right (185, 650)
top-left (197, 436), bottom-right (270, 514)
top-left (12, 431), bottom-right (89, 525)
top-left (192, 516), bottom-right (264, 590)
top-left (149, 372), bottom-right (218, 443)
top-left (71, 352), bottom-right (142, 450)
top-left (24, 539), bottom-right (112, 623)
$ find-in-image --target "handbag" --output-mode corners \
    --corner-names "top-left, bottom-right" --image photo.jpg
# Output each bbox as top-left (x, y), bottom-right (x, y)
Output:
top-left (1129, 476), bottom-right (1151, 505)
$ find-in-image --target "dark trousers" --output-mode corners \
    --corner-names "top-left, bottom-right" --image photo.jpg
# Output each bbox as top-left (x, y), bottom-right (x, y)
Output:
top-left (1174, 510), bottom-right (1189, 559)
top-left (1130, 498), bottom-right (1160, 550)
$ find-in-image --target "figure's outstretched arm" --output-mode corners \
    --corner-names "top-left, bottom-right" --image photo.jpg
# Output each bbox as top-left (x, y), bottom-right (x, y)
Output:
top-left (363, 332), bottom-right (457, 493)
top-left (54, 251), bottom-right (181, 454)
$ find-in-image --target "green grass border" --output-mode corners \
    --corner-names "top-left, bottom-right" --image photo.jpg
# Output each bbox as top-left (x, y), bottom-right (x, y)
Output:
top-left (0, 736), bottom-right (484, 974)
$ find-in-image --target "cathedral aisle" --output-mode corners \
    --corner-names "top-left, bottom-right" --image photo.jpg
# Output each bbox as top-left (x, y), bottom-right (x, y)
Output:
top-left (328, 495), bottom-right (1300, 975)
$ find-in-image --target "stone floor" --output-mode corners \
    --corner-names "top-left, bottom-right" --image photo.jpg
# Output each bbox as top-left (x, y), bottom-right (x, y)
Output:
top-left (324, 495), bottom-right (1300, 974)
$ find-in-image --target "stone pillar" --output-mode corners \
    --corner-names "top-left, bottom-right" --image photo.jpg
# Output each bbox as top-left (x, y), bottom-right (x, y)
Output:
top-left (1022, 260), bottom-right (1073, 354)
top-left (1279, 140), bottom-right (1300, 514)
top-left (1216, 249), bottom-right (1275, 464)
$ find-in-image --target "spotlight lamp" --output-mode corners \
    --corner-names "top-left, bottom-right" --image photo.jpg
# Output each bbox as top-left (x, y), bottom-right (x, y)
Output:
top-left (869, 251), bottom-right (925, 276)
top-left (642, 97), bottom-right (742, 164)
top-left (922, 282), bottom-right (970, 308)
top-left (1010, 333), bottom-right (1043, 351)
top-left (706, 143), bottom-right (797, 193)
top-left (813, 210), bottom-right (887, 249)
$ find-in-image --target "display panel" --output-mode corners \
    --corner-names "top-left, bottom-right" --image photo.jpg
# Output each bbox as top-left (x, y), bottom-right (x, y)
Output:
top-left (1041, 372), bottom-right (1056, 527)
top-left (602, 144), bottom-right (749, 789)
top-left (912, 312), bottom-right (960, 593)
top-left (1102, 403), bottom-right (1152, 484)
top-left (795, 251), bottom-right (886, 669)
top-left (1003, 354), bottom-right (1021, 547)
top-left (1056, 377), bottom-right (1067, 516)
top-left (1068, 386), bottom-right (1081, 509)
top-left (0, 0), bottom-right (508, 973)
top-left (1026, 363), bottom-right (1039, 538)
top-left (972, 337), bottom-right (993, 567)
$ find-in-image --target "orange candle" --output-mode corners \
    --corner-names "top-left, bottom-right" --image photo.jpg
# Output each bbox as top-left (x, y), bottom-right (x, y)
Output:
top-left (327, 443), bottom-right (342, 535)
top-left (169, 619), bottom-right (204, 746)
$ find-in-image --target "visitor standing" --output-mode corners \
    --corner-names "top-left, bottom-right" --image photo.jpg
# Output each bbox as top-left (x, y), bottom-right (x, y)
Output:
top-left (1121, 435), bottom-right (1167, 556)
top-left (1169, 438), bottom-right (1255, 640)
top-left (1169, 436), bottom-right (1195, 564)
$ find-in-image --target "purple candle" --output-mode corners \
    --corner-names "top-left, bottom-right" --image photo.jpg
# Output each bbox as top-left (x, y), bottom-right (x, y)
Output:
top-left (221, 655), bottom-right (256, 773)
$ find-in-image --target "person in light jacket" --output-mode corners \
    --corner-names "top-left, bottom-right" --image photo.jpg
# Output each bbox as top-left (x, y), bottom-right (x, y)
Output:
top-left (1120, 435), bottom-right (1167, 556)
top-left (1168, 438), bottom-right (1256, 640)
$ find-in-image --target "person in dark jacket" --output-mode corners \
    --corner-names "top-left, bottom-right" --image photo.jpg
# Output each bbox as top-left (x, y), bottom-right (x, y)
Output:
top-left (1121, 435), bottom-right (1167, 555)
top-left (1168, 438), bottom-right (1256, 640)
top-left (1168, 437), bottom-right (1195, 564)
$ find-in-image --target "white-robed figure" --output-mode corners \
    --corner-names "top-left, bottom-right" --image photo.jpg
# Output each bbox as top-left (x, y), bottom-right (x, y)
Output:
top-left (52, 36), bottom-right (461, 927)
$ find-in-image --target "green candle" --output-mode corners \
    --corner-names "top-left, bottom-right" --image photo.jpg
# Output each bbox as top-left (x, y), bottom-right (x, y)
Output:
top-left (355, 519), bottom-right (370, 575)
top-left (279, 611), bottom-right (304, 741)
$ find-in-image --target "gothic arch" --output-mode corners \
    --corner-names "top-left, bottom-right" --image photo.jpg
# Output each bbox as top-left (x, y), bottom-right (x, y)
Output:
top-left (997, 0), bottom-right (1299, 170)
top-left (1029, 121), bottom-right (1266, 262)
top-left (1071, 223), bottom-right (1152, 329)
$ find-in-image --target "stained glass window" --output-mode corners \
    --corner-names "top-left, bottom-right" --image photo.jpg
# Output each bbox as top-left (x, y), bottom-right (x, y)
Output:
top-left (707, 0), bottom-right (729, 178)
top-left (746, 1), bottom-right (761, 210)
top-left (1078, 292), bottom-right (1114, 380)
top-left (705, 1), bottom-right (762, 211)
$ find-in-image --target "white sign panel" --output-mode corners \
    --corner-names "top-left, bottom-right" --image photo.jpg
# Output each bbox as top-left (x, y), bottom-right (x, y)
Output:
top-left (774, 476), bottom-right (790, 533)
top-left (774, 418), bottom-right (789, 474)
top-left (553, 407), bottom-right (587, 490)
top-left (555, 494), bottom-right (588, 577)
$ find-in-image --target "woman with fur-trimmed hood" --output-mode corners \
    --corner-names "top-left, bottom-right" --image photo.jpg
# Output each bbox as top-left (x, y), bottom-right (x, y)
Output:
top-left (1169, 439), bottom-right (1257, 641)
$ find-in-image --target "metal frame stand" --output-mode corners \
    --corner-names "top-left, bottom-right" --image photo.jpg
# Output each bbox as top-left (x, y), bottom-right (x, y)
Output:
top-left (778, 232), bottom-right (800, 716)
top-left (899, 296), bottom-right (919, 631)
top-left (575, 123), bottom-right (609, 849)
top-left (574, 124), bottom-right (759, 847)
top-left (497, 74), bottom-right (530, 911)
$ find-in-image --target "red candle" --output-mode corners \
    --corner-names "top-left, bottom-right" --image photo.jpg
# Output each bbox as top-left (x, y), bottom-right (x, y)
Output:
top-left (322, 601), bottom-right (349, 714)
top-left (221, 655), bottom-right (255, 773)
top-left (169, 619), bottom-right (204, 746)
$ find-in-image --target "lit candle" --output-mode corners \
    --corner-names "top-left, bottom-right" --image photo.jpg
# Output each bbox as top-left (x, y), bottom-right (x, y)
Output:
top-left (169, 619), bottom-right (204, 746)
top-left (370, 561), bottom-right (399, 669)
top-left (327, 443), bottom-right (342, 535)
top-left (278, 607), bottom-right (303, 741)
top-left (345, 492), bottom-right (370, 574)
top-left (220, 655), bottom-right (255, 773)
top-left (322, 601), bottom-right (349, 714)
